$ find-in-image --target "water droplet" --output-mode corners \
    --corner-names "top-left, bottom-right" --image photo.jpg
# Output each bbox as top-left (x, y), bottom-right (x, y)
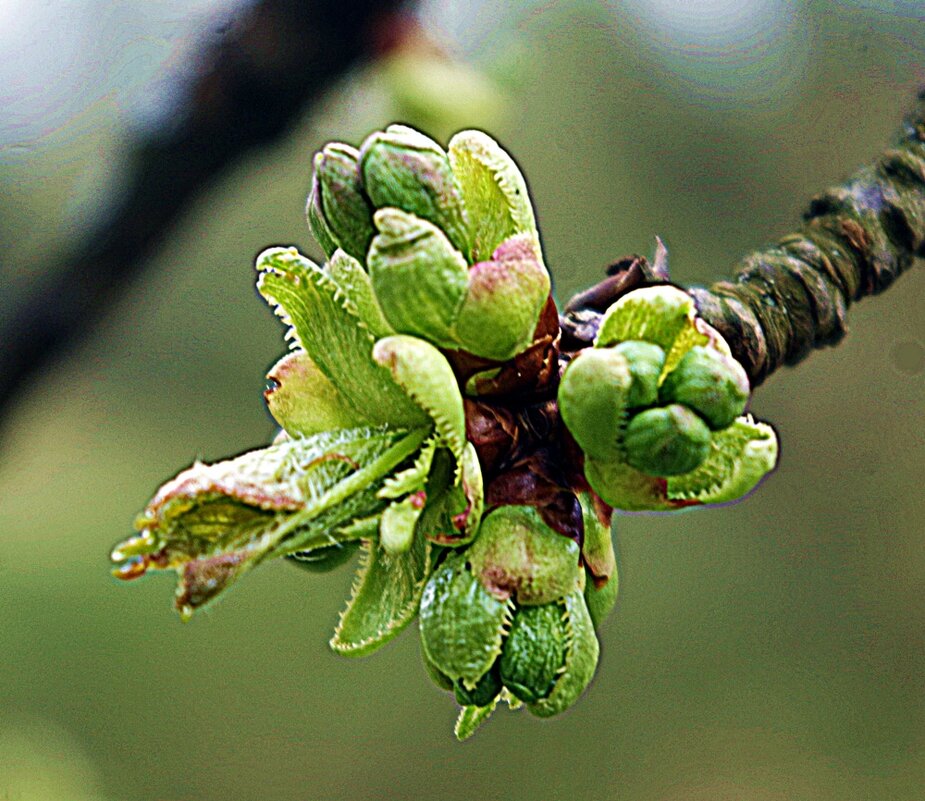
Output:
top-left (112, 555), bottom-right (149, 581)
top-left (890, 339), bottom-right (925, 376)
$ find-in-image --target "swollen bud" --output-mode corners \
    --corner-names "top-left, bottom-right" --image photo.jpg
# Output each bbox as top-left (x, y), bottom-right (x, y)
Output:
top-left (500, 602), bottom-right (567, 703)
top-left (623, 404), bottom-right (711, 477)
top-left (359, 124), bottom-right (470, 255)
top-left (659, 345), bottom-right (749, 430)
top-left (310, 144), bottom-right (376, 262)
top-left (466, 505), bottom-right (582, 606)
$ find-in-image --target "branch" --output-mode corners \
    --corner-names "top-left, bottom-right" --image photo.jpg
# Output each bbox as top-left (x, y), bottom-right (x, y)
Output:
top-left (563, 91), bottom-right (925, 388)
top-left (691, 90), bottom-right (925, 386)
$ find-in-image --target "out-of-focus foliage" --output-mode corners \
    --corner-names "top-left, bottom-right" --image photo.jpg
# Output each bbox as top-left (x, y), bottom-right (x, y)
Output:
top-left (0, 2), bottom-right (923, 799)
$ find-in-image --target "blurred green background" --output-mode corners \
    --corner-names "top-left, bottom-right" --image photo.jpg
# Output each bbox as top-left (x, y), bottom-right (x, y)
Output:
top-left (1, 1), bottom-right (924, 799)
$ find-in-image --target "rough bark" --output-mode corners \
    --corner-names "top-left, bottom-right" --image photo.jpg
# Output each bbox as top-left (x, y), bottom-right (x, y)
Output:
top-left (690, 90), bottom-right (925, 386)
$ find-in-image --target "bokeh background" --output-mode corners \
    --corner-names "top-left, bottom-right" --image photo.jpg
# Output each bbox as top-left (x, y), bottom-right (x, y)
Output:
top-left (1, 1), bottom-right (924, 799)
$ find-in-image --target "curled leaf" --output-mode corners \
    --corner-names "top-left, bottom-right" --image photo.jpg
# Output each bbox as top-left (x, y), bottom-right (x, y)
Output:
top-left (454, 234), bottom-right (551, 361)
top-left (330, 526), bottom-right (432, 656)
top-left (359, 124), bottom-right (470, 254)
top-left (449, 128), bottom-right (542, 264)
top-left (372, 335), bottom-right (466, 461)
top-left (367, 209), bottom-right (469, 347)
top-left (257, 247), bottom-right (425, 428)
top-left (467, 505), bottom-right (582, 606)
top-left (454, 699), bottom-right (499, 741)
top-left (419, 555), bottom-right (511, 688)
top-left (527, 590), bottom-right (599, 718)
top-left (265, 350), bottom-right (369, 436)
top-left (311, 143), bottom-right (376, 262)
top-left (113, 427), bottom-right (424, 619)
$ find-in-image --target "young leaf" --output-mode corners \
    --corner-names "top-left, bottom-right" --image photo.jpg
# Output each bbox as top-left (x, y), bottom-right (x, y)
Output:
top-left (379, 492), bottom-right (426, 555)
top-left (527, 590), bottom-right (600, 718)
top-left (372, 335), bottom-right (466, 461)
top-left (453, 234), bottom-right (551, 361)
top-left (665, 415), bottom-right (779, 504)
top-left (584, 415), bottom-right (778, 510)
top-left (359, 124), bottom-right (470, 255)
top-left (454, 699), bottom-right (499, 741)
top-left (113, 427), bottom-right (425, 618)
top-left (330, 526), bottom-right (432, 656)
top-left (419, 555), bottom-right (511, 687)
top-left (256, 247), bottom-right (426, 428)
top-left (595, 285), bottom-right (695, 356)
top-left (449, 129), bottom-right (542, 264)
top-left (265, 350), bottom-right (369, 436)
top-left (367, 209), bottom-right (469, 347)
top-left (325, 249), bottom-right (394, 339)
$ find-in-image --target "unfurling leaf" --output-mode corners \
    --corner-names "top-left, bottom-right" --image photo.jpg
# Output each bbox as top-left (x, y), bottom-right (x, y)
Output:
top-left (112, 427), bottom-right (426, 619)
top-left (330, 525), bottom-right (432, 656)
top-left (448, 128), bottom-right (542, 264)
top-left (265, 350), bottom-right (369, 436)
top-left (256, 246), bottom-right (425, 428)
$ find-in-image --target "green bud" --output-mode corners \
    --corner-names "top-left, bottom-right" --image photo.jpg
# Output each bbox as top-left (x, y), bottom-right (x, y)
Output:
top-left (467, 505), bottom-right (581, 606)
top-left (359, 124), bottom-right (469, 255)
top-left (419, 555), bottom-right (510, 687)
top-left (500, 602), bottom-right (567, 703)
top-left (453, 233), bottom-right (551, 361)
top-left (659, 345), bottom-right (749, 430)
top-left (612, 340), bottom-right (666, 408)
top-left (623, 404), bottom-right (711, 477)
top-left (306, 173), bottom-right (339, 259)
top-left (454, 661), bottom-right (502, 707)
top-left (527, 590), bottom-right (599, 718)
top-left (558, 348), bottom-right (631, 462)
top-left (311, 144), bottom-right (376, 262)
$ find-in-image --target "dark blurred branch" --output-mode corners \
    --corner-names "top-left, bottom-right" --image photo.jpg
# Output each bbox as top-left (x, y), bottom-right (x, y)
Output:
top-left (0, 0), bottom-right (412, 421)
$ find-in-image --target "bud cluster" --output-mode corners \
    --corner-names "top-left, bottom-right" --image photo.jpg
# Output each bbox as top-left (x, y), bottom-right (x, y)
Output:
top-left (419, 506), bottom-right (599, 723)
top-left (113, 124), bottom-right (777, 739)
top-left (308, 124), bottom-right (550, 362)
top-left (560, 286), bottom-right (777, 511)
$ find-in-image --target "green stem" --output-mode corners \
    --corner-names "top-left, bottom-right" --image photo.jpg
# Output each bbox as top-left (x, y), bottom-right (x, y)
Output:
top-left (277, 426), bottom-right (429, 554)
top-left (689, 90), bottom-right (925, 386)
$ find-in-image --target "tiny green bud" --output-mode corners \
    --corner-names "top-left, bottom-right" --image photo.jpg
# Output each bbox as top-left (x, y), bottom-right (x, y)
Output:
top-left (359, 124), bottom-right (469, 254)
top-left (526, 590), bottom-right (599, 718)
top-left (500, 602), bottom-right (567, 703)
top-left (419, 555), bottom-right (510, 686)
top-left (558, 348), bottom-right (632, 462)
top-left (659, 345), bottom-right (750, 430)
top-left (312, 144), bottom-right (376, 262)
top-left (467, 505), bottom-right (581, 605)
top-left (454, 661), bottom-right (502, 707)
top-left (623, 404), bottom-right (711, 477)
top-left (612, 340), bottom-right (666, 408)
